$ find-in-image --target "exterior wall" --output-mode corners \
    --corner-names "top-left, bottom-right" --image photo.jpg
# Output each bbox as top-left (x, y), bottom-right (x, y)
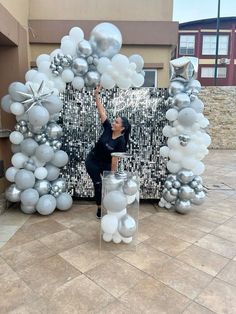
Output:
top-left (177, 18), bottom-right (236, 86)
top-left (200, 86), bottom-right (236, 149)
top-left (0, 0), bottom-right (29, 28)
top-left (29, 0), bottom-right (173, 21)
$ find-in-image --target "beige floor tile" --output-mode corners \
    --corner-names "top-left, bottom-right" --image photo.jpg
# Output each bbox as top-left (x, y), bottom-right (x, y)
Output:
top-left (86, 256), bottom-right (147, 298)
top-left (7, 298), bottom-right (48, 314)
top-left (177, 245), bottom-right (229, 276)
top-left (96, 300), bottom-right (132, 314)
top-left (183, 302), bottom-right (216, 314)
top-left (0, 241), bottom-right (6, 249)
top-left (47, 275), bottom-right (114, 314)
top-left (196, 278), bottom-right (236, 314)
top-left (0, 228), bottom-right (35, 251)
top-left (70, 220), bottom-right (100, 242)
top-left (211, 224), bottom-right (236, 243)
top-left (153, 259), bottom-right (213, 299)
top-left (222, 217), bottom-right (236, 229)
top-left (118, 242), bottom-right (171, 274)
top-left (19, 219), bottom-right (66, 240)
top-left (0, 225), bottom-right (19, 242)
top-left (0, 240), bottom-right (54, 271)
top-left (0, 208), bottom-right (29, 226)
top-left (217, 260), bottom-right (236, 287)
top-left (0, 273), bottom-right (38, 313)
top-left (59, 241), bottom-right (114, 273)
top-left (0, 258), bottom-right (19, 281)
top-left (192, 208), bottom-right (231, 224)
top-left (39, 229), bottom-right (86, 253)
top-left (180, 217), bottom-right (219, 233)
top-left (144, 231), bottom-right (191, 256)
top-left (17, 255), bottom-right (81, 298)
top-left (120, 276), bottom-right (190, 314)
top-left (195, 234), bottom-right (236, 258)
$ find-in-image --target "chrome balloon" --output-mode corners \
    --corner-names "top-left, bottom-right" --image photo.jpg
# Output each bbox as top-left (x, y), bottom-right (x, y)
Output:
top-left (5, 184), bottom-right (21, 202)
top-left (52, 178), bottom-right (67, 192)
top-left (34, 179), bottom-right (51, 196)
top-left (178, 185), bottom-right (195, 200)
top-left (123, 179), bottom-right (138, 196)
top-left (118, 214), bottom-right (136, 238)
top-left (84, 71), bottom-right (100, 87)
top-left (77, 40), bottom-right (92, 57)
top-left (175, 199), bottom-right (191, 214)
top-left (177, 170), bottom-right (195, 184)
top-left (192, 191), bottom-right (206, 205)
top-left (46, 123), bottom-right (63, 139)
top-left (72, 58), bottom-right (88, 76)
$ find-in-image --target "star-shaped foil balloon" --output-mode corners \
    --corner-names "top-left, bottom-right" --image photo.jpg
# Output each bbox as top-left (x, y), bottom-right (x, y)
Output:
top-left (16, 80), bottom-right (54, 112)
top-left (170, 57), bottom-right (198, 82)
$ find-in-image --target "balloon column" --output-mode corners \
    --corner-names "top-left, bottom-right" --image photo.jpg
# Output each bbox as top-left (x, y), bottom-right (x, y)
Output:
top-left (101, 154), bottom-right (139, 244)
top-left (159, 57), bottom-right (211, 214)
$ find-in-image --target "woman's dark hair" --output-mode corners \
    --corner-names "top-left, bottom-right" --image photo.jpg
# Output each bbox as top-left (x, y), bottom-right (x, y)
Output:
top-left (121, 117), bottom-right (131, 146)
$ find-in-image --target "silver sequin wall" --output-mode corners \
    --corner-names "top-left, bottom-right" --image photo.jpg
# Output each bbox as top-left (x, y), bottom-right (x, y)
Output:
top-left (60, 85), bottom-right (169, 199)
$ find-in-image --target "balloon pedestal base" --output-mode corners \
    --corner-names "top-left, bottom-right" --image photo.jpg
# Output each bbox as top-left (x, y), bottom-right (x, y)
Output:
top-left (100, 168), bottom-right (139, 253)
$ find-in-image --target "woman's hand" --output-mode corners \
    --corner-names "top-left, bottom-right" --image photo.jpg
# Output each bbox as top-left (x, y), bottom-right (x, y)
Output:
top-left (95, 85), bottom-right (102, 97)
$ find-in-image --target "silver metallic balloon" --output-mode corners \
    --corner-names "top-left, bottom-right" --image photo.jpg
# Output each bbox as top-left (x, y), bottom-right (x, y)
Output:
top-left (189, 180), bottom-right (198, 189)
top-left (170, 57), bottom-right (196, 82)
top-left (34, 179), bottom-right (51, 196)
top-left (193, 176), bottom-right (203, 185)
top-left (52, 178), bottom-right (67, 192)
top-left (163, 190), bottom-right (177, 203)
top-left (175, 199), bottom-right (191, 214)
top-left (164, 180), bottom-right (173, 189)
top-left (172, 180), bottom-right (181, 189)
top-left (46, 123), bottom-right (63, 139)
top-left (178, 185), bottom-right (195, 200)
top-left (84, 71), bottom-right (100, 87)
top-left (168, 81), bottom-right (185, 96)
top-left (123, 179), bottom-right (138, 196)
top-left (118, 214), bottom-right (136, 238)
top-left (191, 191), bottom-right (206, 205)
top-left (77, 40), bottom-right (92, 57)
top-left (89, 22), bottom-right (122, 58)
top-left (5, 184), bottom-right (21, 202)
top-left (72, 58), bottom-right (88, 76)
top-left (177, 170), bottom-right (195, 184)
top-left (195, 184), bottom-right (203, 192)
top-left (172, 93), bottom-right (190, 109)
top-left (167, 174), bottom-right (177, 182)
top-left (179, 134), bottom-right (191, 146)
top-left (87, 56), bottom-right (93, 64)
top-left (170, 188), bottom-right (178, 196)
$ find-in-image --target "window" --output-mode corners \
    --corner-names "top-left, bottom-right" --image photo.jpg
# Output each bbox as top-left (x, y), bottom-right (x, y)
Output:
top-left (179, 35), bottom-right (195, 55)
top-left (143, 69), bottom-right (157, 87)
top-left (202, 35), bottom-right (229, 55)
top-left (201, 67), bottom-right (227, 78)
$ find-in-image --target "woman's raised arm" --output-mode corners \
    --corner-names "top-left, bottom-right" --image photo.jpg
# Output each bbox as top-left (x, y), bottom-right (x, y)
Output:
top-left (94, 85), bottom-right (107, 123)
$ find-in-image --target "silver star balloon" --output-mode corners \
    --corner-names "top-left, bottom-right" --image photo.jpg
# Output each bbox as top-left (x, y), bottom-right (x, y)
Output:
top-left (170, 57), bottom-right (196, 82)
top-left (16, 80), bottom-right (54, 112)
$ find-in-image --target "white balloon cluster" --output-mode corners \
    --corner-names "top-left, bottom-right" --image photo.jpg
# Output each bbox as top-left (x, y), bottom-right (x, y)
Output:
top-left (30, 23), bottom-right (144, 92)
top-left (159, 57), bottom-right (211, 214)
top-left (101, 174), bottom-right (138, 244)
top-left (1, 80), bottom-right (73, 215)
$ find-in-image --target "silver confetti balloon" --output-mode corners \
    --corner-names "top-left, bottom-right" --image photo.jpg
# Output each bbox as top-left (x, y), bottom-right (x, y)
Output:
top-left (72, 58), bottom-right (88, 76)
top-left (177, 170), bottom-right (195, 184)
top-left (89, 22), bottom-right (122, 58)
top-left (123, 179), bottom-right (138, 196)
top-left (178, 185), bottom-right (195, 200)
top-left (77, 40), bottom-right (92, 57)
top-left (118, 214), bottom-right (136, 238)
top-left (175, 199), bottom-right (191, 214)
top-left (5, 184), bottom-right (21, 202)
top-left (34, 180), bottom-right (51, 196)
top-left (46, 123), bottom-right (63, 139)
top-left (84, 71), bottom-right (100, 87)
top-left (191, 191), bottom-right (206, 205)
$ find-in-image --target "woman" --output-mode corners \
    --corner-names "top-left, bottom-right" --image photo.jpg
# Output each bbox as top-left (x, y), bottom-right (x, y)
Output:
top-left (85, 85), bottom-right (131, 218)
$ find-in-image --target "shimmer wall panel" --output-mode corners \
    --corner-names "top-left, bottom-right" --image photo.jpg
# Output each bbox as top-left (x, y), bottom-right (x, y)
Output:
top-left (60, 86), bottom-right (169, 199)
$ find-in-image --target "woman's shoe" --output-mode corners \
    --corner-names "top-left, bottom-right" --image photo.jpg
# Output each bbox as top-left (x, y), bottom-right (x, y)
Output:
top-left (96, 207), bottom-right (102, 219)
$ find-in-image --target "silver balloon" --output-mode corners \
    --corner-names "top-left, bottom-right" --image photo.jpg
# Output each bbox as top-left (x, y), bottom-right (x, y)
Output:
top-left (84, 71), bottom-right (100, 87)
top-left (172, 93), bottom-right (190, 109)
top-left (172, 180), bottom-right (181, 189)
top-left (195, 184), bottom-right (203, 192)
top-left (163, 190), bottom-right (177, 203)
top-left (52, 178), bottom-right (67, 192)
top-left (89, 22), bottom-right (122, 58)
top-left (179, 134), bottom-right (191, 146)
top-left (164, 180), bottom-right (173, 189)
top-left (20, 204), bottom-right (36, 214)
top-left (167, 174), bottom-right (177, 182)
top-left (34, 179), bottom-right (51, 196)
top-left (5, 184), bottom-right (21, 202)
top-left (72, 58), bottom-right (88, 76)
top-left (118, 214), bottom-right (136, 238)
top-left (170, 188), bottom-right (178, 196)
top-left (168, 81), bottom-right (185, 96)
top-left (87, 56), bottom-right (93, 64)
top-left (103, 174), bottom-right (123, 192)
top-left (193, 176), bottom-right (203, 185)
top-left (175, 199), bottom-right (191, 214)
top-left (177, 170), bottom-right (195, 184)
top-left (189, 180), bottom-right (198, 189)
top-left (77, 40), bottom-right (92, 57)
top-left (170, 57), bottom-right (196, 82)
top-left (123, 179), bottom-right (138, 196)
top-left (178, 185), bottom-right (195, 200)
top-left (191, 191), bottom-right (206, 205)
top-left (46, 123), bottom-right (63, 139)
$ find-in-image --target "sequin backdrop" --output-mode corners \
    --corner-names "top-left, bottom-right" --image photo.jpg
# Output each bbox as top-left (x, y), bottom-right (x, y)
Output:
top-left (60, 85), bottom-right (169, 199)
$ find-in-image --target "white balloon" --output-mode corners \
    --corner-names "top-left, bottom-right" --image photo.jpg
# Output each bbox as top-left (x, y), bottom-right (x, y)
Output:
top-left (38, 61), bottom-right (51, 76)
top-left (162, 125), bottom-right (173, 137)
top-left (199, 117), bottom-right (209, 128)
top-left (72, 77), bottom-right (84, 90)
top-left (129, 55), bottom-right (144, 72)
top-left (97, 57), bottom-right (111, 74)
top-left (42, 95), bottom-right (63, 115)
top-left (25, 69), bottom-right (38, 82)
top-left (52, 77), bottom-right (66, 93)
top-left (28, 105), bottom-right (49, 127)
top-left (1, 94), bottom-right (12, 113)
top-left (45, 164), bottom-right (60, 181)
top-left (31, 72), bottom-right (48, 85)
top-left (103, 191), bottom-right (127, 212)
top-left (34, 167), bottom-right (48, 180)
top-left (102, 233), bottom-right (113, 242)
top-left (56, 193), bottom-right (73, 211)
top-left (50, 150), bottom-right (69, 167)
top-left (61, 69), bottom-right (74, 83)
top-left (167, 136), bottom-right (180, 149)
top-left (61, 35), bottom-right (71, 43)
top-left (36, 54), bottom-right (50, 67)
top-left (60, 39), bottom-right (77, 56)
top-left (101, 214), bottom-right (118, 234)
top-left (5, 167), bottom-right (18, 182)
top-left (116, 77), bottom-right (131, 89)
top-left (192, 161), bottom-right (205, 175)
top-left (112, 232), bottom-right (122, 244)
top-left (160, 146), bottom-right (169, 158)
top-left (169, 149), bottom-right (183, 163)
top-left (20, 138), bottom-right (39, 156)
top-left (131, 73), bottom-right (144, 88)
top-left (15, 169), bottom-right (35, 189)
top-left (10, 102), bottom-right (25, 115)
top-left (166, 109), bottom-right (178, 121)
top-left (181, 157), bottom-right (197, 170)
top-left (112, 54), bottom-right (129, 70)
top-left (35, 144), bottom-right (54, 163)
top-left (122, 236), bottom-right (132, 244)
top-left (8, 82), bottom-right (29, 102)
top-left (20, 188), bottom-right (39, 206)
top-left (100, 73), bottom-right (115, 89)
top-left (9, 131), bottom-right (24, 145)
top-left (69, 27), bottom-right (84, 43)
top-left (36, 194), bottom-right (56, 215)
top-left (167, 160), bottom-right (181, 173)
top-left (31, 156), bottom-right (46, 168)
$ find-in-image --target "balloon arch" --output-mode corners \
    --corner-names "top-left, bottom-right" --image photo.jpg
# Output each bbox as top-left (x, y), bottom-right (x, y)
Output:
top-left (1, 23), bottom-right (210, 215)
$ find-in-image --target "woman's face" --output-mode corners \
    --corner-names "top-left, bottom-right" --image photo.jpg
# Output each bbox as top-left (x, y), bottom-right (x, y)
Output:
top-left (112, 117), bottom-right (124, 132)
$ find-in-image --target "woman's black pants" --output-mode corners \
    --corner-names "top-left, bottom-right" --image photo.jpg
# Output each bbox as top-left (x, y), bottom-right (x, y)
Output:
top-left (85, 152), bottom-right (111, 206)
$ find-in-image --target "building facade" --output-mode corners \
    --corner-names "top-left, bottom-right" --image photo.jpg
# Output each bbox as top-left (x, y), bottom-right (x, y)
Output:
top-left (177, 17), bottom-right (236, 86)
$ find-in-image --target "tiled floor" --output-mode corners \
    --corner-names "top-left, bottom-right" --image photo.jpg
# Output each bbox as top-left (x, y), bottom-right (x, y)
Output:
top-left (0, 149), bottom-right (236, 313)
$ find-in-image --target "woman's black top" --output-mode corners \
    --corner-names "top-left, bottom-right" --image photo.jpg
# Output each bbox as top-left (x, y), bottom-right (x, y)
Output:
top-left (91, 119), bottom-right (126, 164)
